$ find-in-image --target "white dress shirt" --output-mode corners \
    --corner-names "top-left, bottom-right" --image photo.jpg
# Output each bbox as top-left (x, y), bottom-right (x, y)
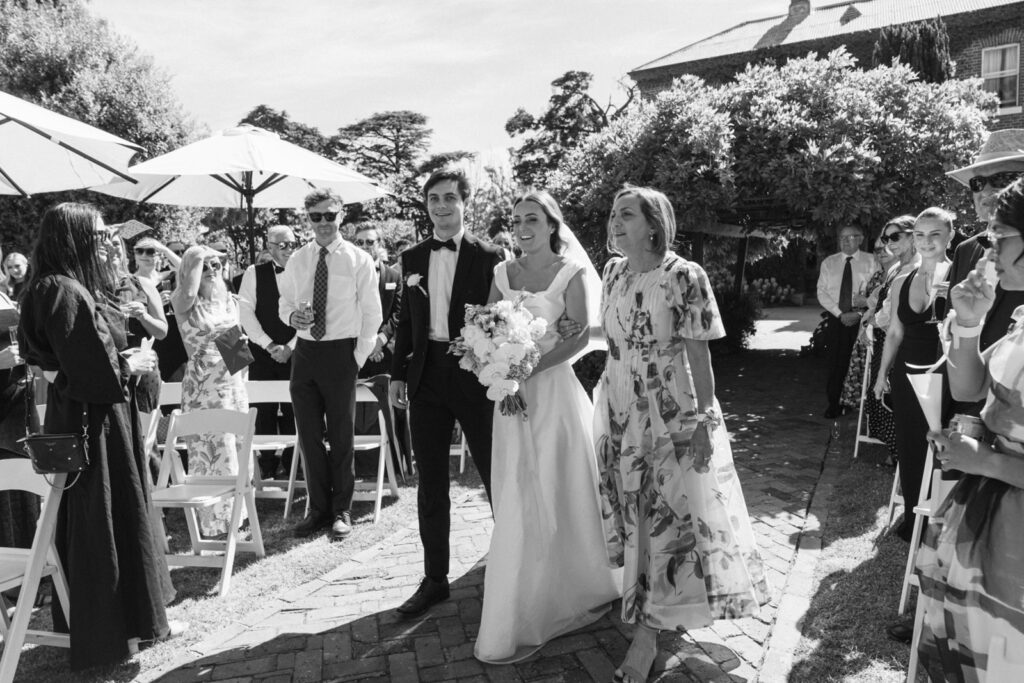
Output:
top-left (817, 250), bottom-right (879, 318)
top-left (428, 229), bottom-right (464, 342)
top-left (278, 235), bottom-right (382, 366)
top-left (238, 264), bottom-right (296, 351)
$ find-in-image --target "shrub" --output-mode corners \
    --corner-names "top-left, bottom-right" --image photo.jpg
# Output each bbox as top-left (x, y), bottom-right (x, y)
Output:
top-left (711, 288), bottom-right (762, 353)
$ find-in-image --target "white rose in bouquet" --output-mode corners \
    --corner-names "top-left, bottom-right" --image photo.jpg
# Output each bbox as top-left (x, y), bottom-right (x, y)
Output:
top-left (478, 361), bottom-right (511, 387)
top-left (492, 342), bottom-right (527, 366)
top-left (486, 377), bottom-right (519, 401)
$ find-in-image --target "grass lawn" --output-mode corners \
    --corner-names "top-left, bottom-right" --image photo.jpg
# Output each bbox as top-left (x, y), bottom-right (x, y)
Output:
top-left (789, 432), bottom-right (921, 682)
top-left (11, 457), bottom-right (485, 682)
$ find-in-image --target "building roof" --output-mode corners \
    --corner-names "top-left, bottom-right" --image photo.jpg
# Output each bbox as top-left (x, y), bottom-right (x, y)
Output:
top-left (633, 0), bottom-right (1022, 74)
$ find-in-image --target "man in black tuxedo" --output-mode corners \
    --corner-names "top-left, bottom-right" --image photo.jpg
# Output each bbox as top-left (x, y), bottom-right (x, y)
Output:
top-left (389, 167), bottom-right (504, 617)
top-left (239, 225), bottom-right (298, 479)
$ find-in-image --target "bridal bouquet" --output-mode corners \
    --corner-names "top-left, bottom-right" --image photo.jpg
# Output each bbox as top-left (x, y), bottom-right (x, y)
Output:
top-left (449, 296), bottom-right (547, 417)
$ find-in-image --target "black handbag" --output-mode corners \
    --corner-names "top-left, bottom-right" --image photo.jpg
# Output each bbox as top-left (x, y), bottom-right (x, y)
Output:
top-left (17, 369), bottom-right (90, 480)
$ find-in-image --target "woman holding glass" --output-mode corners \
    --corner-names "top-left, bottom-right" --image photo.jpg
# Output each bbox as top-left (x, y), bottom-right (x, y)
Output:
top-left (873, 207), bottom-right (953, 540)
top-left (171, 245), bottom-right (248, 536)
top-left (593, 186), bottom-right (769, 683)
top-left (914, 178), bottom-right (1024, 680)
top-left (18, 202), bottom-right (179, 670)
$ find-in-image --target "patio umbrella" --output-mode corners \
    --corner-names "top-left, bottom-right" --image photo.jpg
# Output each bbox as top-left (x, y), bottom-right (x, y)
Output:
top-left (0, 89), bottom-right (142, 196)
top-left (91, 124), bottom-right (386, 260)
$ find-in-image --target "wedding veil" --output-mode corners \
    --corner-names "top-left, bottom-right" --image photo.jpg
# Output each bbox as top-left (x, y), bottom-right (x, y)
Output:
top-left (559, 224), bottom-right (603, 329)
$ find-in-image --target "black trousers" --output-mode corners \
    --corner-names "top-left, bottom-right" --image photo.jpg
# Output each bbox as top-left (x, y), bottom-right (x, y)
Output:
top-left (290, 338), bottom-right (357, 518)
top-left (825, 313), bottom-right (858, 411)
top-left (250, 346), bottom-right (295, 474)
top-left (410, 341), bottom-right (493, 581)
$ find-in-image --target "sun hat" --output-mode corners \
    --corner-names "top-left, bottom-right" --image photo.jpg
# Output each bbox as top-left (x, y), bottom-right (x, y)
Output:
top-left (947, 128), bottom-right (1024, 187)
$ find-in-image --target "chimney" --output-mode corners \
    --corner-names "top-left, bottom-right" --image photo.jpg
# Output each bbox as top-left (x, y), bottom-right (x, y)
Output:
top-left (789, 0), bottom-right (811, 18)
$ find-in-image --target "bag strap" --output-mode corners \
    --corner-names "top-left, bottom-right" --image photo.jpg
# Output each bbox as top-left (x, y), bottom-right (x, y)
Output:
top-left (23, 367), bottom-right (88, 437)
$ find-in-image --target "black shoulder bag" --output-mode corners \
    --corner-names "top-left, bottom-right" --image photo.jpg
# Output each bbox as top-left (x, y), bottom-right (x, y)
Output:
top-left (17, 369), bottom-right (90, 488)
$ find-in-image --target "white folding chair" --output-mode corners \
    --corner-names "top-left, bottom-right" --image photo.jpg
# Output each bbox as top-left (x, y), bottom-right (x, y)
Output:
top-left (352, 384), bottom-right (399, 524)
top-left (898, 461), bottom-right (956, 614)
top-left (150, 408), bottom-right (264, 597)
top-left (0, 460), bottom-right (71, 683)
top-left (853, 326), bottom-right (885, 460)
top-left (244, 380), bottom-right (306, 519)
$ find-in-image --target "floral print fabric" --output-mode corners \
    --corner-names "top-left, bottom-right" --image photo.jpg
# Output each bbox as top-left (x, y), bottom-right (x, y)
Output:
top-left (593, 254), bottom-right (769, 629)
top-left (179, 296), bottom-right (249, 536)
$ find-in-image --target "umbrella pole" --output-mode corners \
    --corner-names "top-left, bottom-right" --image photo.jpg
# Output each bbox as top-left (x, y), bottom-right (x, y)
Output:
top-left (246, 194), bottom-right (257, 265)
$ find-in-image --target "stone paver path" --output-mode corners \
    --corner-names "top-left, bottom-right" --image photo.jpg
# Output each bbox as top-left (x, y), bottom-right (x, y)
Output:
top-left (149, 350), bottom-right (833, 682)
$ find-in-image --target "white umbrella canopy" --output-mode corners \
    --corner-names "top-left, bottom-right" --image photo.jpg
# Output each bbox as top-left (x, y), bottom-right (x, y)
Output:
top-left (91, 124), bottom-right (386, 259)
top-left (0, 89), bottom-right (142, 196)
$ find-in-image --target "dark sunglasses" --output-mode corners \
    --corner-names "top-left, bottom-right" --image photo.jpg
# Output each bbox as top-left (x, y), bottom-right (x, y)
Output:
top-left (268, 240), bottom-right (298, 250)
top-left (354, 238), bottom-right (378, 246)
top-left (880, 232), bottom-right (908, 244)
top-left (202, 260), bottom-right (223, 272)
top-left (134, 247), bottom-right (156, 256)
top-left (307, 211), bottom-right (338, 223)
top-left (968, 172), bottom-right (1021, 194)
top-left (976, 230), bottom-right (1022, 250)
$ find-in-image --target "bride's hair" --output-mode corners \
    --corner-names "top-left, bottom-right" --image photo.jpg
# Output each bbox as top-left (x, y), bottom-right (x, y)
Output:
top-left (512, 190), bottom-right (568, 254)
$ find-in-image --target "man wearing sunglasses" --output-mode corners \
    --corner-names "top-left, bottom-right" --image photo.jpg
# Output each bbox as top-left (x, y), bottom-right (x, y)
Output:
top-left (279, 189), bottom-right (382, 542)
top-left (239, 225), bottom-right (299, 480)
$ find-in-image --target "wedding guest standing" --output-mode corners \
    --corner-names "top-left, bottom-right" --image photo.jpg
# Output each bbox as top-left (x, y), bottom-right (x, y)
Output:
top-left (132, 237), bottom-right (180, 288)
top-left (593, 186), bottom-right (769, 683)
top-left (389, 167), bottom-right (504, 618)
top-left (171, 245), bottom-right (249, 536)
top-left (3, 252), bottom-right (29, 300)
top-left (874, 208), bottom-right (954, 541)
top-left (817, 225), bottom-right (879, 418)
top-left (915, 178), bottom-right (1024, 681)
top-left (239, 225), bottom-right (298, 480)
top-left (19, 203), bottom-right (179, 670)
top-left (280, 189), bottom-right (381, 541)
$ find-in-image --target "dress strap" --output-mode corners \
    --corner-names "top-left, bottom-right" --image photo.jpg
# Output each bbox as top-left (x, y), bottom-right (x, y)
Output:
top-left (549, 260), bottom-right (583, 296)
top-left (494, 261), bottom-right (512, 298)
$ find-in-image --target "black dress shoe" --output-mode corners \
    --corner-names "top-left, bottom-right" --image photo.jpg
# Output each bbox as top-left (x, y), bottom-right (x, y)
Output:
top-left (396, 577), bottom-right (450, 617)
top-left (330, 512), bottom-right (352, 541)
top-left (886, 618), bottom-right (914, 643)
top-left (293, 514), bottom-right (330, 538)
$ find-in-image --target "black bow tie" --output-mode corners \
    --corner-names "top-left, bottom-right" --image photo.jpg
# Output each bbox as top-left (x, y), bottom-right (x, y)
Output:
top-left (429, 238), bottom-right (457, 252)
top-left (274, 265), bottom-right (285, 274)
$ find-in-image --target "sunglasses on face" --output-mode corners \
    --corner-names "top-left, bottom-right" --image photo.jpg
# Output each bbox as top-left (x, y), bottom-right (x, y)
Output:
top-left (976, 230), bottom-right (1022, 250)
top-left (202, 260), bottom-right (222, 272)
top-left (881, 231), bottom-right (907, 243)
top-left (268, 241), bottom-right (297, 250)
top-left (968, 172), bottom-right (1022, 194)
top-left (134, 247), bottom-right (156, 256)
top-left (307, 212), bottom-right (338, 223)
top-left (354, 238), bottom-right (378, 247)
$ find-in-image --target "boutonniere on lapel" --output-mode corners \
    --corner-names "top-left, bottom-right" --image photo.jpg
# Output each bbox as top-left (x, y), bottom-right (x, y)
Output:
top-left (406, 273), bottom-right (428, 297)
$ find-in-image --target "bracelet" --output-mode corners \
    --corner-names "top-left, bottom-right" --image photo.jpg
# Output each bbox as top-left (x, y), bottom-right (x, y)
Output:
top-left (951, 322), bottom-right (982, 338)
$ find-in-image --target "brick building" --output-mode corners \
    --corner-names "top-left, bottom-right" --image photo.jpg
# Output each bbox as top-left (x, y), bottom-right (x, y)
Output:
top-left (630, 0), bottom-right (1024, 129)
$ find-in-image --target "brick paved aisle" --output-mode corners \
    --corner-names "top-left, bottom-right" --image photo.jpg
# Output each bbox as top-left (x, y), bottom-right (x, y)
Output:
top-left (149, 349), bottom-right (832, 683)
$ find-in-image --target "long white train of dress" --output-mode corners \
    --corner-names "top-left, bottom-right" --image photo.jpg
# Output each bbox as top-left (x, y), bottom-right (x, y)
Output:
top-left (474, 260), bottom-right (621, 664)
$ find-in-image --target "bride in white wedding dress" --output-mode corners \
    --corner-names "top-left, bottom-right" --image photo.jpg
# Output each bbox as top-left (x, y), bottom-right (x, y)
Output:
top-left (474, 190), bottom-right (621, 664)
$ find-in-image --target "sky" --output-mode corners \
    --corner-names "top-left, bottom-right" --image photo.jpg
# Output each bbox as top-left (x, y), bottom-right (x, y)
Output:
top-left (89, 0), bottom-right (783, 157)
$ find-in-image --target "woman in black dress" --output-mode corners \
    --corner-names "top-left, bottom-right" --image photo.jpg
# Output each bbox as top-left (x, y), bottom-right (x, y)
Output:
top-left (18, 202), bottom-right (180, 671)
top-left (873, 207), bottom-right (953, 540)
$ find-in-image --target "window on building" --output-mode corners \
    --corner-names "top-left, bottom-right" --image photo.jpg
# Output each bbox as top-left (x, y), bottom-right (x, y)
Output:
top-left (982, 44), bottom-right (1020, 110)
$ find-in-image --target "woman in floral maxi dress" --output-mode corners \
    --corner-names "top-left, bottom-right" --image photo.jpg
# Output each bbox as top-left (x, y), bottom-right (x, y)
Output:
top-left (172, 245), bottom-right (248, 536)
top-left (593, 187), bottom-right (769, 683)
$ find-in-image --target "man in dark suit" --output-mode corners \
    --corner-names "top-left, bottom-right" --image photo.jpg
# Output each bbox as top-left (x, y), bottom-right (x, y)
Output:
top-left (389, 167), bottom-right (504, 617)
top-left (239, 225), bottom-right (298, 479)
top-left (352, 223), bottom-right (408, 467)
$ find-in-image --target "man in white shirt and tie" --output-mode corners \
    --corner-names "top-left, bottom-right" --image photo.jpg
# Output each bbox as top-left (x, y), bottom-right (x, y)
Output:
top-left (239, 225), bottom-right (298, 480)
top-left (279, 189), bottom-right (382, 541)
top-left (817, 224), bottom-right (879, 418)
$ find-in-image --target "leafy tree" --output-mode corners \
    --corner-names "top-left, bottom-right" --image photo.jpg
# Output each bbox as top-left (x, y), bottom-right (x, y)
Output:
top-left (872, 17), bottom-right (953, 84)
top-left (0, 0), bottom-right (203, 252)
top-left (334, 110), bottom-right (431, 178)
top-left (239, 104), bottom-right (331, 154)
top-left (507, 70), bottom-right (635, 187)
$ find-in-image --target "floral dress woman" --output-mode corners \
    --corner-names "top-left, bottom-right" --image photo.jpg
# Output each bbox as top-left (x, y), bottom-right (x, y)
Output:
top-left (593, 253), bottom-right (769, 629)
top-left (179, 295), bottom-right (248, 535)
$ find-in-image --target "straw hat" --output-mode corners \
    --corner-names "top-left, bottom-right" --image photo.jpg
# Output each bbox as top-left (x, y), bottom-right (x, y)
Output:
top-left (947, 128), bottom-right (1024, 187)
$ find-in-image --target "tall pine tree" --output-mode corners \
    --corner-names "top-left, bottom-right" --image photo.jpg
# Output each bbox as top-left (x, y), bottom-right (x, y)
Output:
top-left (872, 17), bottom-right (953, 83)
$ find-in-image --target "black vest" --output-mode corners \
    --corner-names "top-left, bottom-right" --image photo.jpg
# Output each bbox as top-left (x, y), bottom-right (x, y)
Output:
top-left (255, 262), bottom-right (296, 345)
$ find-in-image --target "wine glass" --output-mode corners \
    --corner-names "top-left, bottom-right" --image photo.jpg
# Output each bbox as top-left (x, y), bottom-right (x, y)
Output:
top-left (925, 263), bottom-right (951, 325)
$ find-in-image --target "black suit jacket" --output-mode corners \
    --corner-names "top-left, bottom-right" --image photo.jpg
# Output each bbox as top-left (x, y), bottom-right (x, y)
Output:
top-left (391, 234), bottom-right (503, 399)
top-left (360, 262), bottom-right (403, 378)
